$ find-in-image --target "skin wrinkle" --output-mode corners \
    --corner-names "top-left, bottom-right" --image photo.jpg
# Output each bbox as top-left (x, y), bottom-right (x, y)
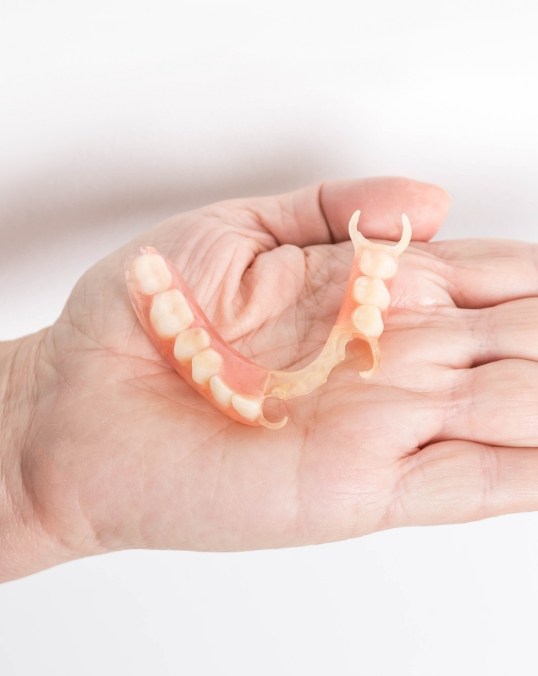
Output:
top-left (473, 305), bottom-right (495, 366)
top-left (293, 253), bottom-right (311, 351)
top-left (427, 258), bottom-right (455, 306)
top-left (302, 259), bottom-right (329, 317)
top-left (5, 339), bottom-right (42, 528)
top-left (385, 449), bottom-right (444, 528)
top-left (218, 255), bottom-right (252, 331)
top-left (290, 419), bottom-right (313, 546)
top-left (234, 203), bottom-right (282, 247)
top-left (317, 181), bottom-right (336, 245)
top-left (198, 230), bottom-right (247, 314)
top-left (301, 249), bottom-right (347, 336)
top-left (304, 245), bottom-right (347, 298)
top-left (476, 443), bottom-right (503, 521)
top-left (346, 461), bottom-right (395, 538)
top-left (0, 360), bottom-right (24, 539)
top-left (425, 245), bottom-right (467, 309)
top-left (124, 370), bottom-right (189, 409)
top-left (277, 199), bottom-right (301, 245)
top-left (174, 220), bottom-right (218, 291)
top-left (388, 439), bottom-right (496, 528)
top-left (237, 456), bottom-right (277, 546)
top-left (319, 436), bottom-right (393, 540)
top-left (214, 239), bottom-right (247, 284)
top-left (185, 432), bottom-right (228, 549)
top-left (244, 243), bottom-right (306, 326)
top-left (463, 366), bottom-right (499, 444)
top-left (434, 369), bottom-right (470, 443)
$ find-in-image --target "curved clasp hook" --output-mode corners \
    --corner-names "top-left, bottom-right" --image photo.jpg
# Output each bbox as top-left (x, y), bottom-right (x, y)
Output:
top-left (348, 211), bottom-right (412, 256)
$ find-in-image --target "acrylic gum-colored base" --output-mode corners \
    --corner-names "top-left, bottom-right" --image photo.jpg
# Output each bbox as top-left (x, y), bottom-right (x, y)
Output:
top-left (125, 211), bottom-right (412, 429)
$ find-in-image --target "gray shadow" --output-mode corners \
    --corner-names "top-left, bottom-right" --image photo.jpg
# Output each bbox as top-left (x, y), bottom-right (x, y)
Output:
top-left (0, 137), bottom-right (344, 263)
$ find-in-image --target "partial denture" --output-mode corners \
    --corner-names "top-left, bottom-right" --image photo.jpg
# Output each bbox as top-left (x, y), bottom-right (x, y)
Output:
top-left (125, 211), bottom-right (411, 429)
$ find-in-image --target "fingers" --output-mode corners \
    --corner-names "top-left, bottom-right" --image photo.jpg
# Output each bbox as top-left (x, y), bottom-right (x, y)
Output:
top-left (251, 177), bottom-right (451, 248)
top-left (391, 440), bottom-right (538, 528)
top-left (382, 301), bottom-right (538, 450)
top-left (440, 360), bottom-right (538, 447)
top-left (425, 238), bottom-right (538, 308)
top-left (384, 297), bottom-right (538, 371)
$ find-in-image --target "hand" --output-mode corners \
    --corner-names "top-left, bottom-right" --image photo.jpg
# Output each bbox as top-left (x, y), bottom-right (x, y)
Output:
top-left (4, 177), bottom-right (538, 580)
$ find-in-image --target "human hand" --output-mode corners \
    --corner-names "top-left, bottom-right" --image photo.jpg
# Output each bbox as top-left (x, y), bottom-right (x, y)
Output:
top-left (3, 177), bottom-right (538, 580)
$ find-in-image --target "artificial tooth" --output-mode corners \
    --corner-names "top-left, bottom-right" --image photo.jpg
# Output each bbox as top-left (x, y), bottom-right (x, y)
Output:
top-left (174, 328), bottom-right (211, 362)
top-left (359, 249), bottom-right (398, 280)
top-left (210, 375), bottom-right (234, 407)
top-left (351, 304), bottom-right (384, 338)
top-left (150, 289), bottom-right (194, 338)
top-left (231, 394), bottom-right (262, 421)
top-left (191, 348), bottom-right (223, 385)
top-left (352, 276), bottom-right (391, 310)
top-left (132, 254), bottom-right (172, 295)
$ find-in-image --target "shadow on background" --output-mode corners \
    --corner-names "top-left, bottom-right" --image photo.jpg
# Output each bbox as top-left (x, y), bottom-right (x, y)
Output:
top-left (0, 137), bottom-right (345, 263)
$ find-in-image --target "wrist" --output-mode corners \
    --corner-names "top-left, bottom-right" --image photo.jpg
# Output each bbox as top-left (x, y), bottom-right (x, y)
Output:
top-left (0, 332), bottom-right (79, 582)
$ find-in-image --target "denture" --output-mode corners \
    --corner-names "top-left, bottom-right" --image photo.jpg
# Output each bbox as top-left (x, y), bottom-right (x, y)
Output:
top-left (125, 211), bottom-right (411, 429)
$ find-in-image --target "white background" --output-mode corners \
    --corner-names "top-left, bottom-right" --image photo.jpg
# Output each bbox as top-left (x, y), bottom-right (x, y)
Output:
top-left (1, 1), bottom-right (538, 674)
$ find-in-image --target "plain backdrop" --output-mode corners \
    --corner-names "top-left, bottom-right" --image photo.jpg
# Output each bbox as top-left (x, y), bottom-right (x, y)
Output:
top-left (1, 1), bottom-right (538, 674)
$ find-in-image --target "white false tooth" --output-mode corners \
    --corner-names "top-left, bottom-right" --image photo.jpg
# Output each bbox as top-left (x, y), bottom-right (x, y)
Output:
top-left (351, 305), bottom-right (384, 338)
top-left (359, 249), bottom-right (398, 280)
top-left (210, 375), bottom-right (234, 407)
top-left (231, 394), bottom-right (262, 421)
top-left (191, 348), bottom-right (223, 385)
top-left (174, 328), bottom-right (211, 362)
top-left (352, 276), bottom-right (391, 310)
top-left (150, 290), bottom-right (194, 338)
top-left (132, 254), bottom-right (172, 295)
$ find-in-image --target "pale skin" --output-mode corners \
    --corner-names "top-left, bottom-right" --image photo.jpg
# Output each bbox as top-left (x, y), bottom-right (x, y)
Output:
top-left (1, 176), bottom-right (538, 583)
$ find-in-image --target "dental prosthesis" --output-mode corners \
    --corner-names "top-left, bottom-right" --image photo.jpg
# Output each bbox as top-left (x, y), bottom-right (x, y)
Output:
top-left (125, 211), bottom-right (411, 429)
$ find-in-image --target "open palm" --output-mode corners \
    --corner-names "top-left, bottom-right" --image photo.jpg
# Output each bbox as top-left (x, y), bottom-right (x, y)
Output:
top-left (25, 177), bottom-right (538, 564)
